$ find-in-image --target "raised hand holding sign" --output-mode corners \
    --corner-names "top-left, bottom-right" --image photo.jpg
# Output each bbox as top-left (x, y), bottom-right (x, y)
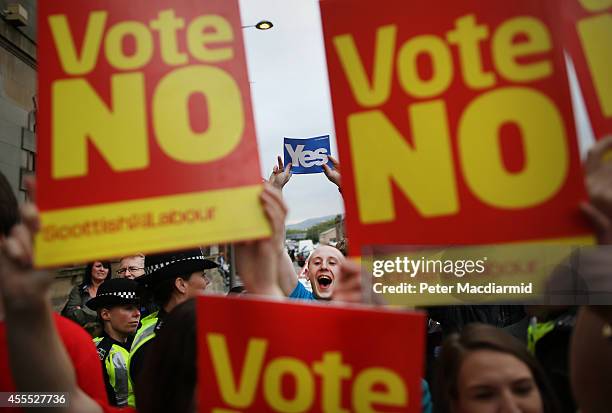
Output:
top-left (283, 135), bottom-right (334, 174)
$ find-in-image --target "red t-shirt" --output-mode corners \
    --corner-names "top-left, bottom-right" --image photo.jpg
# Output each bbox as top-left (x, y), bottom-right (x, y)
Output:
top-left (0, 313), bottom-right (135, 413)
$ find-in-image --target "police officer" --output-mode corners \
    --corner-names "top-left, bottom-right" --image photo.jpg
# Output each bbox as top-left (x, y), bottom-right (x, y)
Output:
top-left (86, 278), bottom-right (141, 407)
top-left (127, 248), bottom-right (217, 407)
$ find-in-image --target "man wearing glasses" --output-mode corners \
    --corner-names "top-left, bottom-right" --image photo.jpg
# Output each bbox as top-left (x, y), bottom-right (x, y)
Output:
top-left (117, 253), bottom-right (157, 320)
top-left (117, 253), bottom-right (146, 279)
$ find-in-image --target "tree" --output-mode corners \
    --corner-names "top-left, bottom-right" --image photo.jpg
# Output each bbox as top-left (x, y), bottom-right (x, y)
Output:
top-left (306, 218), bottom-right (336, 243)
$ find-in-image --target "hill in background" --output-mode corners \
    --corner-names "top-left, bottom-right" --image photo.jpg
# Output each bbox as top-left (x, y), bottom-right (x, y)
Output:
top-left (287, 214), bottom-right (338, 231)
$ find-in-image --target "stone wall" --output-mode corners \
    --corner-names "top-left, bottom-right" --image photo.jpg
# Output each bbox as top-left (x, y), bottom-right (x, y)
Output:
top-left (0, 1), bottom-right (36, 202)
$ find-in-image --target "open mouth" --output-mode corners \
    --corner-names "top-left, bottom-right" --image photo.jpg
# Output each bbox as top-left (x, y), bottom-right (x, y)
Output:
top-left (317, 275), bottom-right (333, 288)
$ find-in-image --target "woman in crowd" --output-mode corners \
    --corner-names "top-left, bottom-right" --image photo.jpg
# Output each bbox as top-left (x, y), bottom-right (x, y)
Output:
top-left (63, 261), bottom-right (112, 332)
top-left (434, 323), bottom-right (560, 413)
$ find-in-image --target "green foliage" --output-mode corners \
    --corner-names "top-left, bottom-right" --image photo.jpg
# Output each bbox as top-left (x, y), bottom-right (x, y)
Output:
top-left (286, 229), bottom-right (307, 240)
top-left (306, 218), bottom-right (336, 243)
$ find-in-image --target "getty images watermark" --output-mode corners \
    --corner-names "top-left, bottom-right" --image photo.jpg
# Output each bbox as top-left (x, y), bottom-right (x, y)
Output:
top-left (371, 256), bottom-right (533, 296)
top-left (364, 244), bottom-right (612, 306)
top-left (360, 244), bottom-right (584, 306)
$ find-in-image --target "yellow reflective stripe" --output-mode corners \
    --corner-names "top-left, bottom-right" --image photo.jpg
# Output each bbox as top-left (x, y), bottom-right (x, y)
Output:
top-left (130, 323), bottom-right (156, 354)
top-left (106, 353), bottom-right (116, 387)
top-left (94, 337), bottom-right (131, 406)
top-left (127, 312), bottom-right (159, 408)
top-left (527, 321), bottom-right (555, 354)
top-left (109, 346), bottom-right (130, 405)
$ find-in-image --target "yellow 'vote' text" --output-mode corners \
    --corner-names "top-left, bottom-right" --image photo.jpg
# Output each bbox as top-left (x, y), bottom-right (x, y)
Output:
top-left (206, 333), bottom-right (409, 412)
top-left (48, 9), bottom-right (243, 179)
top-left (333, 13), bottom-right (570, 224)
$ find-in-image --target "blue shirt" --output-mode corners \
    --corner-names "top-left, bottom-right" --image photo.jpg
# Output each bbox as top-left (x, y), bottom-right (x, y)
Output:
top-left (422, 379), bottom-right (432, 413)
top-left (289, 282), bottom-right (315, 300)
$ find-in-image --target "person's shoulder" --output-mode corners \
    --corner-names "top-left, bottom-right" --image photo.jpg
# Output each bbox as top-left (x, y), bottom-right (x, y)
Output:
top-left (53, 313), bottom-right (94, 345)
top-left (111, 341), bottom-right (130, 356)
top-left (131, 313), bottom-right (159, 353)
top-left (52, 313), bottom-right (106, 396)
top-left (53, 312), bottom-right (87, 333)
top-left (67, 283), bottom-right (88, 300)
top-left (289, 282), bottom-right (315, 300)
top-left (140, 311), bottom-right (159, 323)
top-left (136, 311), bottom-right (159, 332)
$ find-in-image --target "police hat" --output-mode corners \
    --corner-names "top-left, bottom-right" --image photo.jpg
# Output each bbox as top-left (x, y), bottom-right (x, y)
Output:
top-left (86, 278), bottom-right (140, 311)
top-left (137, 248), bottom-right (218, 288)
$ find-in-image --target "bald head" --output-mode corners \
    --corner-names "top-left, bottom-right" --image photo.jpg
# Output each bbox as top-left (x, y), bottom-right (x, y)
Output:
top-left (306, 245), bottom-right (345, 300)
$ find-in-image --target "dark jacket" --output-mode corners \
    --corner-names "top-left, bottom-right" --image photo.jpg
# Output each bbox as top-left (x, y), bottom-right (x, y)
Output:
top-left (428, 305), bottom-right (527, 336)
top-left (62, 284), bottom-right (98, 327)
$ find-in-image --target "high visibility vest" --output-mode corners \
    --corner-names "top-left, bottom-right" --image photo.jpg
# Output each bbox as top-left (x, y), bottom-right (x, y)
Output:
top-left (93, 337), bottom-right (131, 407)
top-left (127, 311), bottom-right (159, 408)
top-left (527, 313), bottom-right (575, 355)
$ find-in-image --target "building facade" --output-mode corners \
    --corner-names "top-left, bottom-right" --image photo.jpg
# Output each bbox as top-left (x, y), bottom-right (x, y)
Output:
top-left (318, 227), bottom-right (337, 245)
top-left (0, 0), bottom-right (36, 202)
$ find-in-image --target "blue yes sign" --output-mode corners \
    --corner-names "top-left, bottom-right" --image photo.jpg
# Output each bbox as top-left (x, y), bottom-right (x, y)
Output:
top-left (283, 135), bottom-right (332, 174)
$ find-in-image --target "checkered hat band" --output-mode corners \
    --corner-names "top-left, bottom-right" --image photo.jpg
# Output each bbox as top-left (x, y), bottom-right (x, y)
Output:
top-left (145, 255), bottom-right (206, 276)
top-left (97, 291), bottom-right (137, 299)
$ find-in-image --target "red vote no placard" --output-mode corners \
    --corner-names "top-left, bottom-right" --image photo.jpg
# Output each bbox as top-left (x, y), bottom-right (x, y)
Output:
top-left (37, 0), bottom-right (268, 266)
top-left (321, 0), bottom-right (592, 255)
top-left (197, 296), bottom-right (426, 412)
top-left (559, 0), bottom-right (612, 139)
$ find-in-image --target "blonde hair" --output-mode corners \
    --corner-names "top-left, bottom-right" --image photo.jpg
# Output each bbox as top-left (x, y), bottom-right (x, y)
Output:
top-left (120, 253), bottom-right (145, 260)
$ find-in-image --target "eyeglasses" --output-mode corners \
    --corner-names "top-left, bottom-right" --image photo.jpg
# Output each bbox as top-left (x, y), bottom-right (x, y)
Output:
top-left (197, 272), bottom-right (212, 288)
top-left (117, 266), bottom-right (145, 275)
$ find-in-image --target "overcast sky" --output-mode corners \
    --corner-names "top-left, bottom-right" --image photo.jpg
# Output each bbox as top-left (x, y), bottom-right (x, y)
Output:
top-left (239, 0), bottom-right (344, 224)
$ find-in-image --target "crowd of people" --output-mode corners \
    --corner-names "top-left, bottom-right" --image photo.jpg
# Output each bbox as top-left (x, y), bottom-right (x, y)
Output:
top-left (1, 136), bottom-right (612, 413)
